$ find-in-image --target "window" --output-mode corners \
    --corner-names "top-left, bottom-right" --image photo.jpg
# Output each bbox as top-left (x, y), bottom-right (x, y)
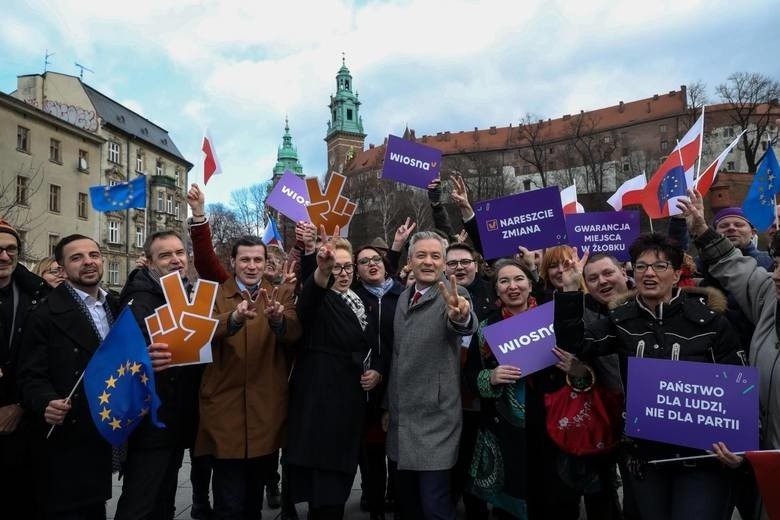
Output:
top-left (156, 160), bottom-right (163, 176)
top-left (762, 141), bottom-right (769, 151)
top-left (16, 176), bottom-right (29, 205)
top-left (347, 109), bottom-right (353, 121)
top-left (175, 203), bottom-right (180, 219)
top-left (727, 161), bottom-right (735, 171)
top-left (522, 165), bottom-right (531, 175)
top-left (522, 179), bottom-right (532, 191)
top-left (48, 234), bottom-right (59, 256)
top-left (603, 135), bottom-right (611, 143)
top-left (136, 153), bottom-right (144, 173)
top-left (108, 262), bottom-right (119, 285)
top-left (548, 147), bottom-right (554, 154)
top-left (108, 179), bottom-right (119, 187)
top-left (108, 221), bottom-right (120, 243)
top-left (157, 191), bottom-right (164, 212)
top-left (136, 226), bottom-right (144, 248)
top-left (166, 194), bottom-right (173, 214)
top-left (623, 163), bottom-right (630, 172)
top-left (49, 139), bottom-right (62, 163)
top-left (659, 124), bottom-right (667, 133)
top-left (48, 185), bottom-right (61, 213)
top-left (108, 141), bottom-right (121, 164)
top-left (78, 192), bottom-right (88, 219)
top-left (660, 140), bottom-right (669, 152)
top-left (78, 149), bottom-right (89, 171)
top-left (174, 169), bottom-right (181, 187)
top-left (547, 161), bottom-right (556, 170)
top-left (17, 126), bottom-right (30, 152)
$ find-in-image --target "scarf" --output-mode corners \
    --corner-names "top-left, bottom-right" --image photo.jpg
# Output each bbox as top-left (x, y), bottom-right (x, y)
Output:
top-left (362, 277), bottom-right (395, 299)
top-left (338, 288), bottom-right (368, 331)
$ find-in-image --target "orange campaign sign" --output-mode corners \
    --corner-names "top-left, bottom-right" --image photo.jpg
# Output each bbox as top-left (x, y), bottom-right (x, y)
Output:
top-left (306, 173), bottom-right (356, 235)
top-left (144, 272), bottom-right (219, 366)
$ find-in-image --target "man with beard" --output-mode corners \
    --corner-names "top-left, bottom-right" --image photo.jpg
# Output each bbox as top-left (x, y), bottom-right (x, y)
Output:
top-left (0, 219), bottom-right (49, 517)
top-left (19, 234), bottom-right (118, 518)
top-left (114, 230), bottom-right (203, 520)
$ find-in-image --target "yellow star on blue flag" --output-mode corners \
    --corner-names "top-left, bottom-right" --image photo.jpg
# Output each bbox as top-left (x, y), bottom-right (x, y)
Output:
top-left (83, 306), bottom-right (164, 446)
top-left (743, 147), bottom-right (780, 231)
top-left (89, 175), bottom-right (147, 212)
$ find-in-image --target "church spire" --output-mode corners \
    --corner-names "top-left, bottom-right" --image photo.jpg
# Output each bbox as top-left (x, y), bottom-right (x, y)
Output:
top-left (273, 117), bottom-right (304, 177)
top-left (327, 56), bottom-right (365, 138)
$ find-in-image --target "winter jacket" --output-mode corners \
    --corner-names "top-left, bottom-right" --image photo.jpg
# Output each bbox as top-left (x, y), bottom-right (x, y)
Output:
top-left (696, 227), bottom-right (780, 449)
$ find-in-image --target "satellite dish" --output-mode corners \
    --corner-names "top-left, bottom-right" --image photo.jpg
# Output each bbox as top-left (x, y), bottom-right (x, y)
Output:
top-left (79, 157), bottom-right (88, 170)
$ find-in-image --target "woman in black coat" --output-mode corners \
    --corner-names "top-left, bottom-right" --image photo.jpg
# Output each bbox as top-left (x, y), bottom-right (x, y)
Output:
top-left (286, 236), bottom-right (381, 520)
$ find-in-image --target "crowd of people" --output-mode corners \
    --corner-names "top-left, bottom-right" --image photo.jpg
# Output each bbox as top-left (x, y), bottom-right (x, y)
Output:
top-left (0, 177), bottom-right (778, 520)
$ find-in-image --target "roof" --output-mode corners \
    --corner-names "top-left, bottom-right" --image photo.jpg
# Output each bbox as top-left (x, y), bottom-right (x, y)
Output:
top-left (0, 91), bottom-right (105, 144)
top-left (82, 84), bottom-right (193, 168)
top-left (346, 87), bottom-right (689, 176)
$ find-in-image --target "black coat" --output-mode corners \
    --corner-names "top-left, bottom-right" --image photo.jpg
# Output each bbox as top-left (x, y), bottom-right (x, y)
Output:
top-left (119, 268), bottom-right (202, 449)
top-left (286, 276), bottom-right (375, 474)
top-left (17, 283), bottom-right (117, 512)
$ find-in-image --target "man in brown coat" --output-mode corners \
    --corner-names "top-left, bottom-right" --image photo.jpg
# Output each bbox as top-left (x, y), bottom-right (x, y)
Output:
top-left (195, 235), bottom-right (302, 519)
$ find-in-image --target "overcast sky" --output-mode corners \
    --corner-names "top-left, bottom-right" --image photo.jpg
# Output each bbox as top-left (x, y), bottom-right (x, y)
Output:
top-left (2, 0), bottom-right (778, 205)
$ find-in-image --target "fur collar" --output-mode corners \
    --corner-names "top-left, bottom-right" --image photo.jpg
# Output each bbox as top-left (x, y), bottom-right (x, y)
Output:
top-left (609, 285), bottom-right (727, 314)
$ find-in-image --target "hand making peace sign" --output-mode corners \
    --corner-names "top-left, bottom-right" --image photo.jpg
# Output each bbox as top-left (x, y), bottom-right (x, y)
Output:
top-left (260, 287), bottom-right (285, 326)
top-left (438, 274), bottom-right (471, 322)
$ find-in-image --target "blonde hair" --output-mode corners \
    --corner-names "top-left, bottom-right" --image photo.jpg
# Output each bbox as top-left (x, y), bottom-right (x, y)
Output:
top-left (33, 256), bottom-right (57, 277)
top-left (333, 237), bottom-right (353, 256)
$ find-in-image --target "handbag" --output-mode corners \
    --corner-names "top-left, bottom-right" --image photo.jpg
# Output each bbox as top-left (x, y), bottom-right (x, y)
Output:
top-left (544, 365), bottom-right (623, 456)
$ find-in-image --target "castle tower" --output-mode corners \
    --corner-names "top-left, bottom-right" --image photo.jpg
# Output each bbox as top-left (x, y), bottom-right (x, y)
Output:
top-left (325, 56), bottom-right (366, 176)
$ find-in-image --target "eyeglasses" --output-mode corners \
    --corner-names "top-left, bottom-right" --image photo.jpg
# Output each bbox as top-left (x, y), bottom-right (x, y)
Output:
top-left (445, 259), bottom-right (475, 269)
top-left (0, 245), bottom-right (19, 256)
top-left (634, 261), bottom-right (671, 273)
top-left (46, 268), bottom-right (62, 275)
top-left (333, 264), bottom-right (354, 275)
top-left (357, 255), bottom-right (383, 266)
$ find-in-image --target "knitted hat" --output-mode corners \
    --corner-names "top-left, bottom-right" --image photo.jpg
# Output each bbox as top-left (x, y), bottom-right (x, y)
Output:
top-left (712, 207), bottom-right (752, 229)
top-left (0, 219), bottom-right (20, 245)
top-left (370, 237), bottom-right (389, 251)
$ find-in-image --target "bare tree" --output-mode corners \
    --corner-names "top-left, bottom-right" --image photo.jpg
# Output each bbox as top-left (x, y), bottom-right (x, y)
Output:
top-left (567, 113), bottom-right (620, 193)
top-left (0, 161), bottom-right (48, 259)
top-left (230, 180), bottom-right (272, 235)
top-left (685, 81), bottom-right (710, 126)
top-left (516, 114), bottom-right (554, 188)
top-left (206, 202), bottom-right (245, 268)
top-left (443, 152), bottom-right (518, 202)
top-left (716, 72), bottom-right (780, 172)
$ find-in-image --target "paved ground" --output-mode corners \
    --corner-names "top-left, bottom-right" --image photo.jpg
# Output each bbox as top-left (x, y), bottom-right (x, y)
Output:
top-left (106, 453), bottom-right (744, 519)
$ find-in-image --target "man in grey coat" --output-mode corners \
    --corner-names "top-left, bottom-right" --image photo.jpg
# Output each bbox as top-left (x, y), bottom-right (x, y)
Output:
top-left (387, 231), bottom-right (477, 520)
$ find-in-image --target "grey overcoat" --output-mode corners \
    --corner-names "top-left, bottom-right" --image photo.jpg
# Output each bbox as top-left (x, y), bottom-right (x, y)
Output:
top-left (386, 283), bottom-right (477, 471)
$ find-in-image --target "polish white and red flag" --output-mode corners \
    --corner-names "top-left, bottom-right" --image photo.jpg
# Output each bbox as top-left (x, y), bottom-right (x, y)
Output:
top-left (560, 184), bottom-right (584, 214)
top-left (694, 130), bottom-right (746, 196)
top-left (607, 173), bottom-right (648, 211)
top-left (202, 129), bottom-right (222, 185)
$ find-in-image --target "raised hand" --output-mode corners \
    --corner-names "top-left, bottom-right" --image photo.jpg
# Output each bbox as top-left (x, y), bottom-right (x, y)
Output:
top-left (281, 259), bottom-right (297, 286)
top-left (560, 246), bottom-right (588, 292)
top-left (316, 225), bottom-right (338, 274)
top-left (515, 245), bottom-right (536, 272)
top-left (552, 346), bottom-right (588, 378)
top-left (260, 287), bottom-right (285, 326)
top-left (232, 289), bottom-right (259, 325)
top-left (449, 175), bottom-right (474, 219)
top-left (456, 229), bottom-right (469, 243)
top-left (392, 217), bottom-right (417, 250)
top-left (427, 178), bottom-right (443, 205)
top-left (187, 183), bottom-right (206, 216)
top-left (676, 189), bottom-right (708, 236)
top-left (295, 221), bottom-right (317, 254)
top-left (438, 274), bottom-right (471, 322)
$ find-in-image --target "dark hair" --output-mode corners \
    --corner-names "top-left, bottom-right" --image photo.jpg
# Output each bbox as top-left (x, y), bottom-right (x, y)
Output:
top-left (628, 233), bottom-right (683, 270)
top-left (54, 234), bottom-right (99, 264)
top-left (771, 231), bottom-right (780, 258)
top-left (446, 242), bottom-right (476, 258)
top-left (143, 230), bottom-right (184, 258)
top-left (231, 236), bottom-right (266, 259)
top-left (491, 258), bottom-right (535, 289)
top-left (584, 253), bottom-right (622, 272)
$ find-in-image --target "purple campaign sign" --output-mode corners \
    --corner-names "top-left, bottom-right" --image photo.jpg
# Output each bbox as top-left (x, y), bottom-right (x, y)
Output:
top-left (565, 211), bottom-right (640, 262)
top-left (265, 171), bottom-right (311, 223)
top-left (381, 134), bottom-right (441, 189)
top-left (482, 301), bottom-right (558, 376)
top-left (474, 186), bottom-right (567, 260)
top-left (626, 357), bottom-right (759, 452)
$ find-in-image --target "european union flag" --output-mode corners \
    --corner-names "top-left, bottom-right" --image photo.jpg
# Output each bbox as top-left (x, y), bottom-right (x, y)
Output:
top-left (89, 175), bottom-right (147, 212)
top-left (743, 147), bottom-right (780, 231)
top-left (657, 166), bottom-right (687, 208)
top-left (83, 306), bottom-right (164, 446)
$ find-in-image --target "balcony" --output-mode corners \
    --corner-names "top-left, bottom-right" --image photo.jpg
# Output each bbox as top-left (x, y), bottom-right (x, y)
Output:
top-left (149, 174), bottom-right (178, 190)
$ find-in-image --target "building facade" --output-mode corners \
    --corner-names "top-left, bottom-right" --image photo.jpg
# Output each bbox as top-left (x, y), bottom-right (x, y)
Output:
top-left (9, 71), bottom-right (192, 289)
top-left (0, 92), bottom-right (104, 265)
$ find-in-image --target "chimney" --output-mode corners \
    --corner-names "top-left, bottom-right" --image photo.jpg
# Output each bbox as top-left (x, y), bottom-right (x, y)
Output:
top-left (444, 131), bottom-right (450, 141)
top-left (618, 101), bottom-right (624, 113)
top-left (369, 144), bottom-right (374, 149)
top-left (653, 94), bottom-right (659, 101)
top-left (489, 126), bottom-right (497, 135)
top-left (563, 114), bottom-right (571, 120)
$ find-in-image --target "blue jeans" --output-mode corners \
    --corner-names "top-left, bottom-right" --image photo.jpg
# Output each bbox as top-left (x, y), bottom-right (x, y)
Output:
top-left (627, 463), bottom-right (735, 520)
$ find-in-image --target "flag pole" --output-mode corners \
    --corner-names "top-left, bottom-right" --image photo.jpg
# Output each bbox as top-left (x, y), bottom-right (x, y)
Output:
top-left (695, 105), bottom-right (705, 181)
top-left (46, 370), bottom-right (86, 439)
top-left (644, 170), bottom-right (654, 233)
top-left (649, 449), bottom-right (780, 465)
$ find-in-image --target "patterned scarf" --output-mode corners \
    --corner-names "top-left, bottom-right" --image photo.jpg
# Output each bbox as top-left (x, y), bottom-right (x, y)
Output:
top-left (362, 277), bottom-right (395, 299)
top-left (338, 288), bottom-right (368, 331)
